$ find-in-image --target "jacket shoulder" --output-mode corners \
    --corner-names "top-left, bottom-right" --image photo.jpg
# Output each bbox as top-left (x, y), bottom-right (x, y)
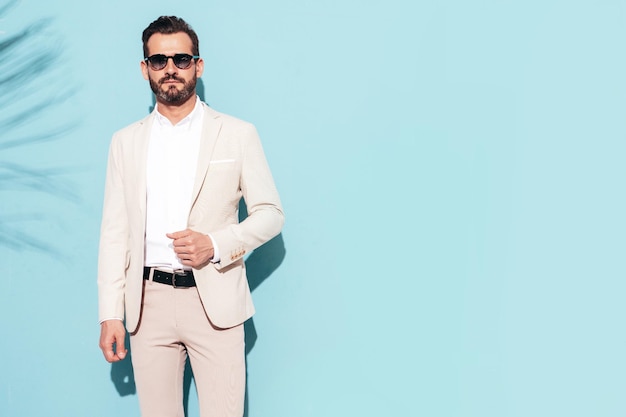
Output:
top-left (112, 113), bottom-right (153, 139)
top-left (202, 103), bottom-right (256, 131)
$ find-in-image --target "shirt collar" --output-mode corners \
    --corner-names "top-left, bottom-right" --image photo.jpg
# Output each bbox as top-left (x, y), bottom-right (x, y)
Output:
top-left (154, 96), bottom-right (203, 129)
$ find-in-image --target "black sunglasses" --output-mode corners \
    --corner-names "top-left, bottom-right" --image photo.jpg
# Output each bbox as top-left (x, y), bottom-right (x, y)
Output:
top-left (144, 54), bottom-right (200, 70)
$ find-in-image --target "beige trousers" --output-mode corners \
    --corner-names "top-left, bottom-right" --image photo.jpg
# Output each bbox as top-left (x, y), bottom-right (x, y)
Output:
top-left (130, 279), bottom-right (245, 417)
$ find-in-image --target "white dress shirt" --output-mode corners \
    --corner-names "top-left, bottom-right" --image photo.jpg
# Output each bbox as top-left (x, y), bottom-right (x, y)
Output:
top-left (145, 97), bottom-right (219, 270)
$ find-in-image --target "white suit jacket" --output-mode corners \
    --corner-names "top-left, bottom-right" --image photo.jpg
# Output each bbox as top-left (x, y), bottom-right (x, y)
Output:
top-left (97, 103), bottom-right (284, 333)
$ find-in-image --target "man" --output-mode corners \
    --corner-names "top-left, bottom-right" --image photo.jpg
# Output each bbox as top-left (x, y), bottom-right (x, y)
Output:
top-left (97, 16), bottom-right (284, 417)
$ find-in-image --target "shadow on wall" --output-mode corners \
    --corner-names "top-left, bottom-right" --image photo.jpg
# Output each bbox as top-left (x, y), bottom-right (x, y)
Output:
top-left (0, 0), bottom-right (79, 255)
top-left (109, 199), bottom-right (286, 417)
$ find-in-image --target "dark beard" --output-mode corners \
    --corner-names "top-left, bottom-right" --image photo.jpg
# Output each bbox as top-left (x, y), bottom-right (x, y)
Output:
top-left (149, 74), bottom-right (196, 105)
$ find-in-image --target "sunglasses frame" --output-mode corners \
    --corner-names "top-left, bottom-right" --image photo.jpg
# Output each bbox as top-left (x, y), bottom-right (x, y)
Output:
top-left (144, 54), bottom-right (201, 71)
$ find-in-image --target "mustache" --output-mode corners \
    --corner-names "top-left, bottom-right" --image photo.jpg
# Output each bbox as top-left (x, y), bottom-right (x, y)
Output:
top-left (158, 75), bottom-right (185, 84)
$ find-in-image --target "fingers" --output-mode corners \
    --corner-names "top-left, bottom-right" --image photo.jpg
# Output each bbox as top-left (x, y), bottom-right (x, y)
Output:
top-left (167, 230), bottom-right (195, 251)
top-left (166, 229), bottom-right (191, 241)
top-left (99, 320), bottom-right (128, 363)
top-left (116, 332), bottom-right (127, 360)
top-left (166, 229), bottom-right (213, 267)
top-left (168, 229), bottom-right (200, 251)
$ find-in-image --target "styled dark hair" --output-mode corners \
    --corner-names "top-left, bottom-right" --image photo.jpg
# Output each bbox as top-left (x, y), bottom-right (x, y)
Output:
top-left (142, 16), bottom-right (200, 58)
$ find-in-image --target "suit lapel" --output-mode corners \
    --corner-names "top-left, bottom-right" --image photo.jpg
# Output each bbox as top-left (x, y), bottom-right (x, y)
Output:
top-left (135, 113), bottom-right (154, 221)
top-left (190, 104), bottom-right (223, 210)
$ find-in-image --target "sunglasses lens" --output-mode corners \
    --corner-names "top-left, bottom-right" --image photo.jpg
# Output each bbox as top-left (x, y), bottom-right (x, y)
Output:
top-left (173, 54), bottom-right (193, 69)
top-left (146, 54), bottom-right (196, 70)
top-left (148, 55), bottom-right (168, 70)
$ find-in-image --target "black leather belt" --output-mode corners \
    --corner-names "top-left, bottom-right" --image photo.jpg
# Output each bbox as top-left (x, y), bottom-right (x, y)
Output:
top-left (143, 267), bottom-right (196, 288)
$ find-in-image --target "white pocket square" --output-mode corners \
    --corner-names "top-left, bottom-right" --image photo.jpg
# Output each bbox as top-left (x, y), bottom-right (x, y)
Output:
top-left (209, 159), bottom-right (236, 164)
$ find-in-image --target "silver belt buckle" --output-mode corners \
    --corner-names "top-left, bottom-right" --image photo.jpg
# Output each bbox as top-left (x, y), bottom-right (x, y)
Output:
top-left (172, 269), bottom-right (186, 288)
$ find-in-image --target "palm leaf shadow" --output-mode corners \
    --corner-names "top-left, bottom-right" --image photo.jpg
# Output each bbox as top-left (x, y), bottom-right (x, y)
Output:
top-left (0, 0), bottom-right (80, 255)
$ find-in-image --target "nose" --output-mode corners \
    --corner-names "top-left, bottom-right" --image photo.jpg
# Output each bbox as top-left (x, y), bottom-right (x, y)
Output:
top-left (163, 56), bottom-right (178, 74)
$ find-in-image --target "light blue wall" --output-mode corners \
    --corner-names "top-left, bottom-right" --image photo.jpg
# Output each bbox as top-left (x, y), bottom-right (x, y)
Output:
top-left (1, 0), bottom-right (625, 416)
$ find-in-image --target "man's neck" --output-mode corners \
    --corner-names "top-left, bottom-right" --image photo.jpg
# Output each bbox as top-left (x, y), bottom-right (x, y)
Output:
top-left (156, 95), bottom-right (197, 125)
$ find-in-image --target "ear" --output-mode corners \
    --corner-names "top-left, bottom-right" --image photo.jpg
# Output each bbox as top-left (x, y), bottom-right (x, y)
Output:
top-left (195, 58), bottom-right (204, 78)
top-left (140, 60), bottom-right (149, 80)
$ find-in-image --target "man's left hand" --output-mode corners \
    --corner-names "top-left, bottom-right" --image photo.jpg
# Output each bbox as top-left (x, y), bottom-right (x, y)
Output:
top-left (167, 229), bottom-right (215, 268)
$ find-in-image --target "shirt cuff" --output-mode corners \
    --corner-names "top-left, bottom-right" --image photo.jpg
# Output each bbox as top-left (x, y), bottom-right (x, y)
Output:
top-left (99, 318), bottom-right (123, 324)
top-left (207, 233), bottom-right (220, 263)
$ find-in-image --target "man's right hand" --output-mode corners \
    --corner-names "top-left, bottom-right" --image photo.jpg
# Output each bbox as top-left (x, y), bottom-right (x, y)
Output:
top-left (99, 320), bottom-right (128, 362)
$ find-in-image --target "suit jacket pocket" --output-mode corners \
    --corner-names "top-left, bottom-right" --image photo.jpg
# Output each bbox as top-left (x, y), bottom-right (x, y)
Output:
top-left (208, 159), bottom-right (236, 171)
